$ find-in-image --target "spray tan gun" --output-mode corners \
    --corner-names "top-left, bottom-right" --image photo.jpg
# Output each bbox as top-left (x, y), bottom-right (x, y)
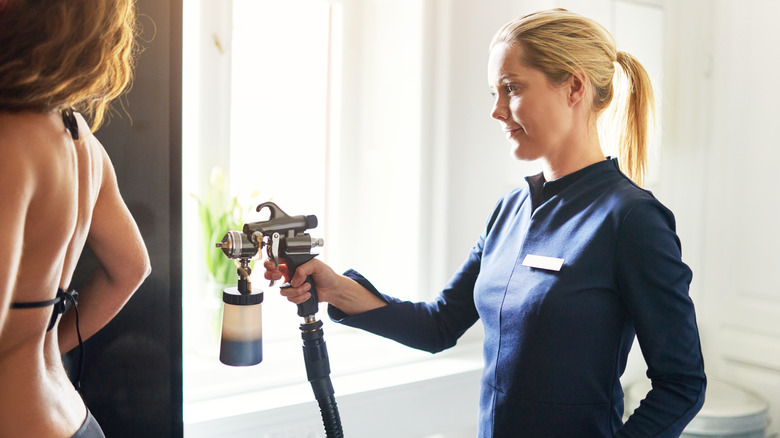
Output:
top-left (218, 202), bottom-right (324, 315)
top-left (215, 202), bottom-right (342, 437)
top-left (243, 202), bottom-right (324, 320)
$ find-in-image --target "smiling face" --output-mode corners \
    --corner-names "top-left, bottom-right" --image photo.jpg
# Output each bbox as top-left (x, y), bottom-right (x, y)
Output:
top-left (488, 42), bottom-right (575, 163)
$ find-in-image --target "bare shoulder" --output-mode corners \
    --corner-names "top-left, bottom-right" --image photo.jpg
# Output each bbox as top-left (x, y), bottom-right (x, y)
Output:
top-left (0, 111), bottom-right (80, 242)
top-left (0, 110), bottom-right (76, 163)
top-left (0, 112), bottom-right (61, 193)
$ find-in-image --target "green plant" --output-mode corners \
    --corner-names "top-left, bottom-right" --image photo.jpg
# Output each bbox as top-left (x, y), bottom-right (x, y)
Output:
top-left (194, 167), bottom-right (250, 286)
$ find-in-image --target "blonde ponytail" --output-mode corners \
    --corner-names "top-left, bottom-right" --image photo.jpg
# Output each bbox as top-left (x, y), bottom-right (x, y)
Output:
top-left (614, 51), bottom-right (655, 187)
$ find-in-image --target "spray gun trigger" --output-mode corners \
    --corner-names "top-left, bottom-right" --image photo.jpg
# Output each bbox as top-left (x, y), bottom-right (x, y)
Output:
top-left (266, 232), bottom-right (282, 287)
top-left (267, 244), bottom-right (278, 287)
top-left (271, 233), bottom-right (281, 266)
top-left (265, 242), bottom-right (278, 269)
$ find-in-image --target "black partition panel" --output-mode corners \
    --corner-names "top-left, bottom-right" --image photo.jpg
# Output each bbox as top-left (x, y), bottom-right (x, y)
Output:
top-left (69, 1), bottom-right (183, 436)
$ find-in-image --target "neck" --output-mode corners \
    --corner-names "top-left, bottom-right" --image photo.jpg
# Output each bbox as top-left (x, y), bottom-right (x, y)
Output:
top-left (542, 120), bottom-right (604, 181)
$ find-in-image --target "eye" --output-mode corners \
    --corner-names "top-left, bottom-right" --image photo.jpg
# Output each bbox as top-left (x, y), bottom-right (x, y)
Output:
top-left (490, 83), bottom-right (520, 99)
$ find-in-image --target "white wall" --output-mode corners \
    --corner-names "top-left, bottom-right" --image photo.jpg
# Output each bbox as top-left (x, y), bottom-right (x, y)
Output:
top-left (657, 0), bottom-right (780, 434)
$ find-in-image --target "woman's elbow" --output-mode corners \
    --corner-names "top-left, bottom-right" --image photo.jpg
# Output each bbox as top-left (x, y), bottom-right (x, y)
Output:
top-left (114, 246), bottom-right (152, 292)
top-left (136, 248), bottom-right (152, 286)
top-left (139, 252), bottom-right (152, 283)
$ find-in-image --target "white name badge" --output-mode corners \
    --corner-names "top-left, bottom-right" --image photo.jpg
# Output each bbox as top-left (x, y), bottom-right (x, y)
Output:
top-left (522, 254), bottom-right (565, 272)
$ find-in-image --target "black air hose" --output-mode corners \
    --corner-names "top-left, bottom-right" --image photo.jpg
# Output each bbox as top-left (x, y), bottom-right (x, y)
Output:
top-left (301, 320), bottom-right (344, 438)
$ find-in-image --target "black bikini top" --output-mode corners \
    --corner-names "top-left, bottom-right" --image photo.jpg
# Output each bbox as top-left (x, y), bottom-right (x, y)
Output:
top-left (8, 108), bottom-right (81, 332)
top-left (10, 288), bottom-right (78, 331)
top-left (7, 108), bottom-right (84, 389)
top-left (10, 288), bottom-right (84, 390)
top-left (9, 108), bottom-right (82, 330)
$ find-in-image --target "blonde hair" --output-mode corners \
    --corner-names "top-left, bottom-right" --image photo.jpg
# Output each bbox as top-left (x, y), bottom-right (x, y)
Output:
top-left (490, 9), bottom-right (655, 186)
top-left (0, 0), bottom-right (139, 130)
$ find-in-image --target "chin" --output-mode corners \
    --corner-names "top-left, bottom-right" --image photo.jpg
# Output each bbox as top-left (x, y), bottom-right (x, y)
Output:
top-left (512, 147), bottom-right (539, 162)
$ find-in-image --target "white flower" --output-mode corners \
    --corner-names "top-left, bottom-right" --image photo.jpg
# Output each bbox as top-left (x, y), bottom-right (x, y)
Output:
top-left (210, 167), bottom-right (227, 191)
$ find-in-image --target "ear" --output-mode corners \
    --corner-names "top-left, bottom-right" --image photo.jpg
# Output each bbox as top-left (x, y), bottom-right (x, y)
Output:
top-left (567, 71), bottom-right (588, 107)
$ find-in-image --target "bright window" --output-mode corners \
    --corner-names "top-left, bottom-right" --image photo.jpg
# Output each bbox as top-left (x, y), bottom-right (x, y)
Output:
top-left (182, 0), bottom-right (436, 408)
top-left (229, 0), bottom-right (330, 221)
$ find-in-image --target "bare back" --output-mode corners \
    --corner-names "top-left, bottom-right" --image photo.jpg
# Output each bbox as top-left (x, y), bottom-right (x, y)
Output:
top-left (0, 111), bottom-right (114, 436)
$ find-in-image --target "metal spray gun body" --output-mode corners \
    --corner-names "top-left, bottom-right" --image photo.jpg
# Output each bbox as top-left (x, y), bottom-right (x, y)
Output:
top-left (243, 202), bottom-right (324, 320)
top-left (215, 202), bottom-right (343, 438)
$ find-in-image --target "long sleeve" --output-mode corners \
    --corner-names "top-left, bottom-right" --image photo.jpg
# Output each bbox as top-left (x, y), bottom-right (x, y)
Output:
top-left (326, 198), bottom-right (512, 354)
top-left (615, 201), bottom-right (706, 437)
top-left (327, 244), bottom-right (482, 353)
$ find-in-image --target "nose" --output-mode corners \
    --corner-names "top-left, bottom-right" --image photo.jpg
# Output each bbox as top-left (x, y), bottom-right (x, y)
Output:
top-left (491, 94), bottom-right (508, 121)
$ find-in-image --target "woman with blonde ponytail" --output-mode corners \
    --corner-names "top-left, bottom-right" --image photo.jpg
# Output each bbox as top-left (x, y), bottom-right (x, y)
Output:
top-left (265, 9), bottom-right (705, 437)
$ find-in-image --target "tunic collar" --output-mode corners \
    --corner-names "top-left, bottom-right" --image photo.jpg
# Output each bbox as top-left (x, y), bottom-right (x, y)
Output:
top-left (525, 157), bottom-right (617, 212)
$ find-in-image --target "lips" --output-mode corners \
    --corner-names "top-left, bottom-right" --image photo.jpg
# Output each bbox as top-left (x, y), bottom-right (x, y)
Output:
top-left (505, 126), bottom-right (524, 138)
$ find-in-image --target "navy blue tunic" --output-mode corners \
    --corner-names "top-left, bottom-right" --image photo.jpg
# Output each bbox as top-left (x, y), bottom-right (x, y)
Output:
top-left (329, 158), bottom-right (705, 437)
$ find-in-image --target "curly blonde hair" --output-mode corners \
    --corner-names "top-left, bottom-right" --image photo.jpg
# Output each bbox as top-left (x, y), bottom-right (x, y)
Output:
top-left (0, 0), bottom-right (138, 130)
top-left (491, 9), bottom-right (655, 186)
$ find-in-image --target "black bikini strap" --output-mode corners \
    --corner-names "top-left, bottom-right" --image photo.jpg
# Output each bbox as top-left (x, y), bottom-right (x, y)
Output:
top-left (60, 290), bottom-right (84, 391)
top-left (9, 289), bottom-right (84, 391)
top-left (10, 296), bottom-right (61, 310)
top-left (10, 290), bottom-right (68, 330)
top-left (61, 108), bottom-right (79, 140)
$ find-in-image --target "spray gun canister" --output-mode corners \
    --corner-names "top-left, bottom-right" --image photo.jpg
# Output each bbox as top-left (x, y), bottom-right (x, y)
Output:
top-left (219, 287), bottom-right (263, 366)
top-left (215, 230), bottom-right (264, 366)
